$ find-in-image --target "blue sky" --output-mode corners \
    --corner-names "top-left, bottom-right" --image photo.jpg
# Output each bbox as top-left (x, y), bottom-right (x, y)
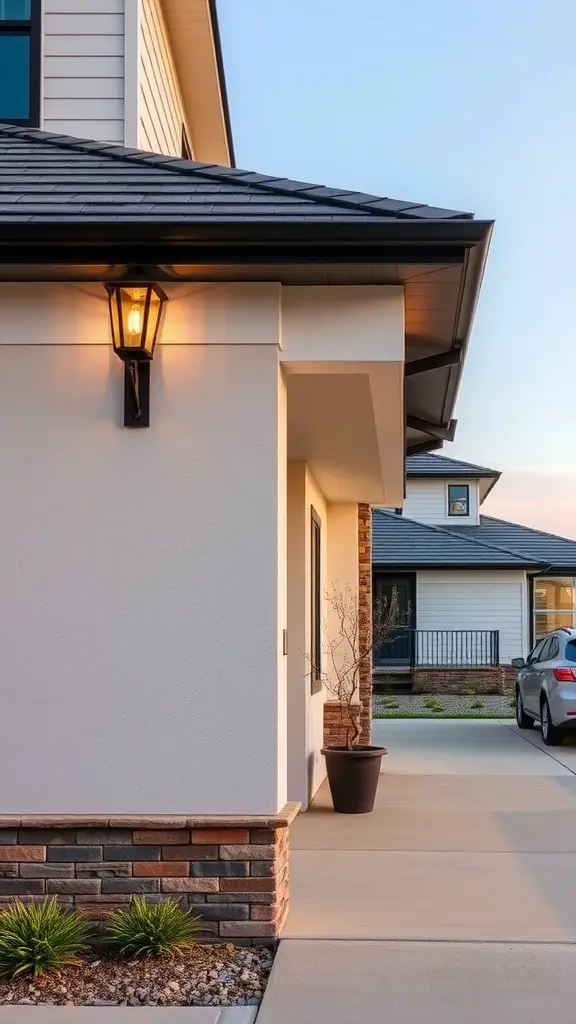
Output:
top-left (218, 0), bottom-right (576, 536)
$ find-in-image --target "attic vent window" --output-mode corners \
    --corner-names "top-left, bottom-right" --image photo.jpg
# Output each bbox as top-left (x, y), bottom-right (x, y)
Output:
top-left (447, 484), bottom-right (469, 517)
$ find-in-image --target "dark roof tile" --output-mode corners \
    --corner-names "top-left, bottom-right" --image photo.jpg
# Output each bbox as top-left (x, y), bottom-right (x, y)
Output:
top-left (448, 517), bottom-right (576, 572)
top-left (0, 123), bottom-right (474, 225)
top-left (372, 510), bottom-right (543, 568)
top-left (406, 453), bottom-right (500, 478)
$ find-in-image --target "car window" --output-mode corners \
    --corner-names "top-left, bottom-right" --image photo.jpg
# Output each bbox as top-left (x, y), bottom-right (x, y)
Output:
top-left (536, 638), bottom-right (552, 662)
top-left (527, 638), bottom-right (547, 663)
top-left (546, 637), bottom-right (560, 661)
top-left (566, 641), bottom-right (576, 663)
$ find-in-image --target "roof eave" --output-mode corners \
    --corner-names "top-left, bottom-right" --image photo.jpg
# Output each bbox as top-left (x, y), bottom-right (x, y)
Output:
top-left (407, 468), bottom-right (500, 479)
top-left (479, 473), bottom-right (501, 502)
top-left (532, 565), bottom-right (576, 576)
top-left (0, 218), bottom-right (494, 247)
top-left (208, 0), bottom-right (235, 166)
top-left (373, 561), bottom-right (544, 571)
top-left (439, 221), bottom-right (494, 435)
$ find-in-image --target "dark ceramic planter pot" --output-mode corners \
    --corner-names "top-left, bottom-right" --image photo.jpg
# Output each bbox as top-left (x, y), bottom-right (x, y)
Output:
top-left (321, 745), bottom-right (387, 813)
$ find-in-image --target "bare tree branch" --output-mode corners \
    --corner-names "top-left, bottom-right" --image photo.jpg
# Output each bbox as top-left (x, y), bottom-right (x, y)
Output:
top-left (319, 583), bottom-right (404, 750)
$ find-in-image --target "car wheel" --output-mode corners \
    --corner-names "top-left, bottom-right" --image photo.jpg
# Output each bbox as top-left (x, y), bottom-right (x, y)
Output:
top-left (541, 696), bottom-right (563, 746)
top-left (516, 688), bottom-right (534, 729)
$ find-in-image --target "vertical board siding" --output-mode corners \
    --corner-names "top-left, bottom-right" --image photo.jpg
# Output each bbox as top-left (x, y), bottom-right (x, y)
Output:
top-left (139, 0), bottom-right (189, 157)
top-left (402, 478), bottom-right (480, 526)
top-left (43, 0), bottom-right (125, 144)
top-left (416, 570), bottom-right (527, 662)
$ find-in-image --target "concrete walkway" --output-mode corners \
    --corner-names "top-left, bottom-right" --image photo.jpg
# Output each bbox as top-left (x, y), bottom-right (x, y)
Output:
top-left (0, 1010), bottom-right (257, 1022)
top-left (258, 719), bottom-right (576, 1021)
top-left (259, 940), bottom-right (576, 1024)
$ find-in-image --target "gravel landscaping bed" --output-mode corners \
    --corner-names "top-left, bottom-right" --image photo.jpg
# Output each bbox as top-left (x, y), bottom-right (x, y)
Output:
top-left (373, 693), bottom-right (516, 717)
top-left (0, 945), bottom-right (273, 1008)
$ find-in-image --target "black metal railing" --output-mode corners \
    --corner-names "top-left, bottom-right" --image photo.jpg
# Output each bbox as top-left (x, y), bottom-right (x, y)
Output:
top-left (374, 629), bottom-right (500, 669)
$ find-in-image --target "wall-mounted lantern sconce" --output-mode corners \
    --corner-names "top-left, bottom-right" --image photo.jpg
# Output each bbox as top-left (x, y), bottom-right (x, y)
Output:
top-left (105, 283), bottom-right (168, 427)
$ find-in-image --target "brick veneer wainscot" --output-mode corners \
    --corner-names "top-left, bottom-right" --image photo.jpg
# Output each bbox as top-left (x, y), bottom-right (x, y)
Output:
top-left (412, 667), bottom-right (506, 695)
top-left (358, 503), bottom-right (372, 745)
top-left (0, 811), bottom-right (298, 945)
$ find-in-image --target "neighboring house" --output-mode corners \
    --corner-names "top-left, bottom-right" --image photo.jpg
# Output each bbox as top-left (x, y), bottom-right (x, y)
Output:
top-left (0, 2), bottom-right (493, 941)
top-left (373, 453), bottom-right (576, 692)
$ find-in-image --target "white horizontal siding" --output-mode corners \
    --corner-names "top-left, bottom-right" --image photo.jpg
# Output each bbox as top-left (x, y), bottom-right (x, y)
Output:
top-left (46, 0), bottom-right (123, 11)
top-left (44, 78), bottom-right (123, 100)
top-left (139, 0), bottom-right (189, 157)
top-left (43, 3), bottom-right (125, 144)
top-left (416, 570), bottom-right (528, 663)
top-left (403, 478), bottom-right (480, 526)
top-left (44, 56), bottom-right (123, 78)
top-left (44, 34), bottom-right (124, 57)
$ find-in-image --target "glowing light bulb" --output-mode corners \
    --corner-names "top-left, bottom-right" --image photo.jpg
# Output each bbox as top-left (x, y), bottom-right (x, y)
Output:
top-left (127, 303), bottom-right (142, 336)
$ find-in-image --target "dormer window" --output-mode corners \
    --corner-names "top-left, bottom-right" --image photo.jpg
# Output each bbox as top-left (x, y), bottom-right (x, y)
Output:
top-left (447, 483), bottom-right (469, 516)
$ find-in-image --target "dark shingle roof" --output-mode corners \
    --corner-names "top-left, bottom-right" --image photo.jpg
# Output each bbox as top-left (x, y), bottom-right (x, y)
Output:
top-left (406, 452), bottom-right (499, 478)
top-left (0, 124), bottom-right (474, 223)
top-left (372, 510), bottom-right (541, 569)
top-left (448, 517), bottom-right (576, 573)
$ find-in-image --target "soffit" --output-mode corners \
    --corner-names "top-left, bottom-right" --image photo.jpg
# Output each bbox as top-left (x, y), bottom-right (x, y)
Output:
top-left (162, 0), bottom-right (231, 165)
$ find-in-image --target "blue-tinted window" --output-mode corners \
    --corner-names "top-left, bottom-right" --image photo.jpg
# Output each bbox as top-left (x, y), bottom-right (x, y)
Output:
top-left (0, 33), bottom-right (30, 119)
top-left (0, 0), bottom-right (31, 17)
top-left (566, 642), bottom-right (576, 663)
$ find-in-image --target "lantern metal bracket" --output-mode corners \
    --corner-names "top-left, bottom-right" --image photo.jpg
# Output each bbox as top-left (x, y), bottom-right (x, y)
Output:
top-left (124, 360), bottom-right (150, 428)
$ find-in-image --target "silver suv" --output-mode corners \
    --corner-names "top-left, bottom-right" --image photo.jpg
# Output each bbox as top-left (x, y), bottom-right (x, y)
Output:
top-left (513, 628), bottom-right (576, 745)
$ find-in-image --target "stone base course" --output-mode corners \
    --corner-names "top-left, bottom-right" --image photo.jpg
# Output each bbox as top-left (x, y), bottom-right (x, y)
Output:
top-left (0, 813), bottom-right (297, 945)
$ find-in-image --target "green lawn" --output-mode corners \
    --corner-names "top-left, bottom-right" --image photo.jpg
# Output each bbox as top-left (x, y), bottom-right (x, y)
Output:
top-left (374, 712), bottom-right (515, 720)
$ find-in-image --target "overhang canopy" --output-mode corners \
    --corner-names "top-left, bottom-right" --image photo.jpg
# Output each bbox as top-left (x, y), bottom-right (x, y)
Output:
top-left (0, 124), bottom-right (494, 452)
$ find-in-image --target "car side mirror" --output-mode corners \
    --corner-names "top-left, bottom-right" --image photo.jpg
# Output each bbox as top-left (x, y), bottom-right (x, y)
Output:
top-left (511, 657), bottom-right (526, 669)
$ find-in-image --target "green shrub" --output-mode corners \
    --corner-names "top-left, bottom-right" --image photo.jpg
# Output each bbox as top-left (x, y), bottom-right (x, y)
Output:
top-left (461, 687), bottom-right (477, 696)
top-left (470, 700), bottom-right (484, 710)
top-left (0, 899), bottom-right (87, 979)
top-left (509, 698), bottom-right (516, 708)
top-left (423, 697), bottom-right (445, 712)
top-left (107, 898), bottom-right (200, 958)
top-left (381, 698), bottom-right (400, 709)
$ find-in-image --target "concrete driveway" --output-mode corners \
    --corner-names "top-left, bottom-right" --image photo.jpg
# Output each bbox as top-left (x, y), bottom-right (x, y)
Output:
top-left (258, 720), bottom-right (576, 1022)
top-left (285, 719), bottom-right (576, 942)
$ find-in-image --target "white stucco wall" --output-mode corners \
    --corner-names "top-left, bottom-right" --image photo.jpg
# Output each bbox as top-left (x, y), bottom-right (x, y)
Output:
top-left (305, 469), bottom-right (329, 802)
top-left (286, 480), bottom-right (360, 809)
top-left (0, 280), bottom-right (404, 816)
top-left (403, 478), bottom-right (480, 526)
top-left (281, 285), bottom-right (404, 363)
top-left (0, 285), bottom-right (287, 815)
top-left (416, 570), bottom-right (528, 662)
top-left (286, 464), bottom-right (328, 808)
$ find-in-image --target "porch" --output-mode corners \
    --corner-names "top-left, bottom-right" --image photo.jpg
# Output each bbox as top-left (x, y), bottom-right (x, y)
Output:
top-left (373, 627), bottom-right (504, 694)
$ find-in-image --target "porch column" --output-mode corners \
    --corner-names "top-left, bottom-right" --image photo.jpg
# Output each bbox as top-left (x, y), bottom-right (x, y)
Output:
top-left (358, 503), bottom-right (372, 744)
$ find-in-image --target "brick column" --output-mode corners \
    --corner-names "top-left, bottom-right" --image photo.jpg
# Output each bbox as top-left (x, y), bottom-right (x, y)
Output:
top-left (358, 503), bottom-right (372, 745)
top-left (323, 701), bottom-right (361, 748)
